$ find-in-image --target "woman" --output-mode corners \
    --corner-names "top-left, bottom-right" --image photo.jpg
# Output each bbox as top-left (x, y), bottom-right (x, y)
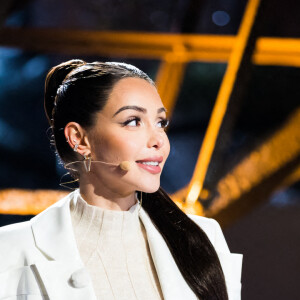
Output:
top-left (0, 60), bottom-right (242, 300)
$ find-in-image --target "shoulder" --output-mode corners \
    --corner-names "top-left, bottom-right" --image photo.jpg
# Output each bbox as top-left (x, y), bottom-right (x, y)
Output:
top-left (0, 220), bottom-right (32, 244)
top-left (0, 192), bottom-right (74, 273)
top-left (187, 214), bottom-right (230, 253)
top-left (0, 220), bottom-right (35, 271)
top-left (187, 214), bottom-right (243, 299)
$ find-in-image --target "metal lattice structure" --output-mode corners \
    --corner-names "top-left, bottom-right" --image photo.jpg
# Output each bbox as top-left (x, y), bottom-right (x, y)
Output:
top-left (0, 0), bottom-right (300, 226)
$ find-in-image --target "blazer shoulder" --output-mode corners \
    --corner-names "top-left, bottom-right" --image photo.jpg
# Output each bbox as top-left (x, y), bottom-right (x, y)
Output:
top-left (0, 220), bottom-right (35, 271)
top-left (187, 214), bottom-right (230, 253)
top-left (188, 214), bottom-right (243, 299)
top-left (0, 220), bottom-right (32, 242)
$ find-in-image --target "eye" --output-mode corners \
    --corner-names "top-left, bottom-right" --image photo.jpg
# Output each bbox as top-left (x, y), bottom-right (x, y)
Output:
top-left (157, 118), bottom-right (169, 129)
top-left (122, 117), bottom-right (141, 127)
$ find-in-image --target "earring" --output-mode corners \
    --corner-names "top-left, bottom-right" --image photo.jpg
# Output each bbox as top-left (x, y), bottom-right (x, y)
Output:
top-left (66, 136), bottom-right (70, 143)
top-left (83, 154), bottom-right (91, 172)
top-left (73, 144), bottom-right (79, 152)
top-left (59, 172), bottom-right (79, 190)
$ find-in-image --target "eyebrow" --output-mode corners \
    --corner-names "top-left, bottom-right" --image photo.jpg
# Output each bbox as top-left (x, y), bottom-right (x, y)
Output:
top-left (113, 105), bottom-right (166, 117)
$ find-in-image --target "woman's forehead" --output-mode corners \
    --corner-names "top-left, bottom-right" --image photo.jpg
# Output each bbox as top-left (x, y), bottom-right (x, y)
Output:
top-left (105, 77), bottom-right (164, 112)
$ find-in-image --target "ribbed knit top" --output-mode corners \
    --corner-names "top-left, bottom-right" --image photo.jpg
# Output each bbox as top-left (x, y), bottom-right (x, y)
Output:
top-left (70, 192), bottom-right (164, 300)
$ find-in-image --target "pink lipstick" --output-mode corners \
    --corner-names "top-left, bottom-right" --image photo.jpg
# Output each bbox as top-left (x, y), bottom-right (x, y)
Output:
top-left (136, 156), bottom-right (163, 174)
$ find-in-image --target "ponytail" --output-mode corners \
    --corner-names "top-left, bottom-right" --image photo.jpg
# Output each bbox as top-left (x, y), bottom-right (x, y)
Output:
top-left (143, 188), bottom-right (228, 300)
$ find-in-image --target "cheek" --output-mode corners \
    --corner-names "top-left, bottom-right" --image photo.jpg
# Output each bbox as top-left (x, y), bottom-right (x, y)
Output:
top-left (118, 137), bottom-right (140, 159)
top-left (93, 132), bottom-right (140, 161)
top-left (163, 134), bottom-right (171, 159)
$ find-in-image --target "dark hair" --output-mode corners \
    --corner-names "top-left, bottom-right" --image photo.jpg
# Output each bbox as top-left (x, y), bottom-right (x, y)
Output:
top-left (44, 59), bottom-right (154, 176)
top-left (44, 59), bottom-right (228, 300)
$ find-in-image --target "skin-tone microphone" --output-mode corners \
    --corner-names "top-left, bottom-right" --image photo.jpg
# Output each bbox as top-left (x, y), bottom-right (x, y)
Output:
top-left (119, 161), bottom-right (131, 171)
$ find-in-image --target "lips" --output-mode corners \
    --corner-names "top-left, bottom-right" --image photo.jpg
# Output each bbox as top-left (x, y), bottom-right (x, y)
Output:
top-left (136, 156), bottom-right (163, 174)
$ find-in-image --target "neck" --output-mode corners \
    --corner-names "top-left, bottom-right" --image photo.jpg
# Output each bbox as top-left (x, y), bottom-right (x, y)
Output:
top-left (79, 174), bottom-right (136, 211)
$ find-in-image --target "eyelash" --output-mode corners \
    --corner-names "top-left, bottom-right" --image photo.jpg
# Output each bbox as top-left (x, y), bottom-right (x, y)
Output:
top-left (121, 117), bottom-right (170, 129)
top-left (159, 118), bottom-right (169, 129)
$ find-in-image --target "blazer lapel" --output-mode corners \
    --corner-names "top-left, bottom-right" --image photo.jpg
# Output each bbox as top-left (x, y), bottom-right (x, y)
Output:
top-left (31, 191), bottom-right (80, 261)
top-left (139, 209), bottom-right (198, 300)
top-left (30, 190), bottom-right (96, 299)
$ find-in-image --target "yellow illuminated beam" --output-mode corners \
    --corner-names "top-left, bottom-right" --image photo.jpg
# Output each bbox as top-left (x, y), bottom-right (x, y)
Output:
top-left (0, 28), bottom-right (234, 59)
top-left (156, 60), bottom-right (186, 116)
top-left (155, 45), bottom-right (188, 116)
top-left (205, 108), bottom-right (300, 225)
top-left (185, 0), bottom-right (261, 206)
top-left (1, 28), bottom-right (300, 67)
top-left (253, 37), bottom-right (300, 67)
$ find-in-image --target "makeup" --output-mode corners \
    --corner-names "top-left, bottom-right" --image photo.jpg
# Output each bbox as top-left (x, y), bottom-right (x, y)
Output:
top-left (136, 156), bottom-right (163, 174)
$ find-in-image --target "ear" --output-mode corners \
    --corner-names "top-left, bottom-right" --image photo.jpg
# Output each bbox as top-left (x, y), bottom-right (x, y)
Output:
top-left (64, 122), bottom-right (91, 156)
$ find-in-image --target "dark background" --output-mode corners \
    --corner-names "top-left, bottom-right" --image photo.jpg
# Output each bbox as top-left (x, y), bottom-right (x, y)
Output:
top-left (0, 1), bottom-right (299, 299)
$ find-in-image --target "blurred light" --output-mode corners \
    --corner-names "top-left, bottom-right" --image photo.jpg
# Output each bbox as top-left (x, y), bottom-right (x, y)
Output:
top-left (0, 119), bottom-right (26, 150)
top-left (4, 11), bottom-right (25, 27)
top-left (22, 56), bottom-right (48, 80)
top-left (212, 11), bottom-right (230, 27)
top-left (269, 189), bottom-right (300, 207)
top-left (0, 60), bottom-right (4, 76)
top-left (0, 47), bottom-right (22, 59)
top-left (0, 47), bottom-right (23, 87)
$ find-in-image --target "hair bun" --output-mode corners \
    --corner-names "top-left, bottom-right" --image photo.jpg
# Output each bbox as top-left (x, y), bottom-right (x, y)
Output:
top-left (44, 59), bottom-right (86, 125)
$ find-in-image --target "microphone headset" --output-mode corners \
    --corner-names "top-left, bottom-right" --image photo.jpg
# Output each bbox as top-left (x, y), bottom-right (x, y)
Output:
top-left (64, 157), bottom-right (132, 173)
top-left (60, 158), bottom-right (131, 190)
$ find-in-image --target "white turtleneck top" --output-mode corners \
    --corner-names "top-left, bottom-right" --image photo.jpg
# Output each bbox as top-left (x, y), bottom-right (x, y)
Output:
top-left (70, 193), bottom-right (164, 300)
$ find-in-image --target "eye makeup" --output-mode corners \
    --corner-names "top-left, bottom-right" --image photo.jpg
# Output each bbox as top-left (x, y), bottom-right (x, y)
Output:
top-left (120, 116), bottom-right (169, 128)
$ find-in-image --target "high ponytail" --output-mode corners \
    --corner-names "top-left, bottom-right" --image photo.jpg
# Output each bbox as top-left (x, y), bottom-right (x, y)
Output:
top-left (44, 59), bottom-right (85, 126)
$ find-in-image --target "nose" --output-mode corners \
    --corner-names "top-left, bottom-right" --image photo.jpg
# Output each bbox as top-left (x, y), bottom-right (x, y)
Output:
top-left (147, 129), bottom-right (164, 149)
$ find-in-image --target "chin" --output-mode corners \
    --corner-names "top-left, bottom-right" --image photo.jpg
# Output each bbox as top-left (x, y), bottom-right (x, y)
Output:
top-left (142, 186), bottom-right (160, 194)
top-left (137, 178), bottom-right (161, 194)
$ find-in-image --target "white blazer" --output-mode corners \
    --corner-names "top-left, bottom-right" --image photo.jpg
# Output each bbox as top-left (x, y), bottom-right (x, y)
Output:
top-left (0, 189), bottom-right (243, 300)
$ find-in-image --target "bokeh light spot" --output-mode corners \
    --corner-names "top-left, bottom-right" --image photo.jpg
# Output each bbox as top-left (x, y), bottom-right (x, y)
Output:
top-left (212, 11), bottom-right (230, 27)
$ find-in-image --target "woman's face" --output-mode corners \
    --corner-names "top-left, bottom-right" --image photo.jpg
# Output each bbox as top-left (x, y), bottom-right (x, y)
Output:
top-left (87, 77), bottom-right (170, 195)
